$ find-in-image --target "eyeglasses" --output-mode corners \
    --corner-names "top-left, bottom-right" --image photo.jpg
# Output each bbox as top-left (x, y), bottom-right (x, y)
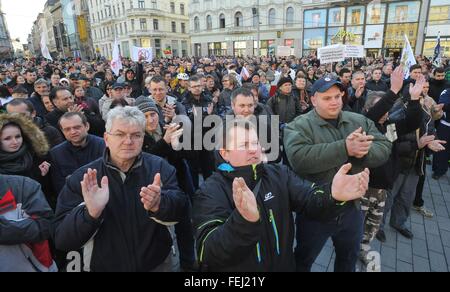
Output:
top-left (107, 132), bottom-right (144, 141)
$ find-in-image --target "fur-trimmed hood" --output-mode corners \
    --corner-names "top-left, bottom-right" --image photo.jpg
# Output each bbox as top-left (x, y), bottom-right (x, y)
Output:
top-left (0, 113), bottom-right (49, 156)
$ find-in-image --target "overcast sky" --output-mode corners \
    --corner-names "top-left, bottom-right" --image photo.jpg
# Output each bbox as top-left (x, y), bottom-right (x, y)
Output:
top-left (2, 0), bottom-right (47, 43)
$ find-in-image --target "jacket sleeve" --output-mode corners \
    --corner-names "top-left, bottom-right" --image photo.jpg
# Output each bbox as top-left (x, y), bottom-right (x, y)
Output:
top-left (0, 177), bottom-right (53, 245)
top-left (285, 166), bottom-right (345, 221)
top-left (148, 160), bottom-right (188, 224)
top-left (283, 119), bottom-right (349, 177)
top-left (395, 100), bottom-right (423, 136)
top-left (49, 151), bottom-right (67, 196)
top-left (53, 170), bottom-right (103, 252)
top-left (136, 62), bottom-right (144, 85)
top-left (365, 90), bottom-right (397, 123)
top-left (192, 182), bottom-right (263, 268)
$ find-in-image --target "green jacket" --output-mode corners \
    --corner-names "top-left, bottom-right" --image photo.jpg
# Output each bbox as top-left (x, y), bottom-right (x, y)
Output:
top-left (284, 109), bottom-right (392, 184)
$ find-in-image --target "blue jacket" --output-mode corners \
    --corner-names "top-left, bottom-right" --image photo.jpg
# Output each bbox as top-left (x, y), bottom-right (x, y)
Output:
top-left (49, 135), bottom-right (106, 195)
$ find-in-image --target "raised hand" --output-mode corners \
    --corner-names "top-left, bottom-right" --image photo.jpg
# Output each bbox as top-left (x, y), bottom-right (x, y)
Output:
top-left (140, 173), bottom-right (162, 213)
top-left (410, 74), bottom-right (426, 101)
top-left (68, 104), bottom-right (84, 113)
top-left (232, 178), bottom-right (260, 223)
top-left (332, 163), bottom-right (370, 202)
top-left (163, 123), bottom-right (182, 145)
top-left (390, 66), bottom-right (404, 95)
top-left (80, 169), bottom-right (109, 219)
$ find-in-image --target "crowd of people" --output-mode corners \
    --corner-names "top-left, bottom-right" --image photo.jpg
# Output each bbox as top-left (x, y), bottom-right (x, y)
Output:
top-left (0, 52), bottom-right (449, 272)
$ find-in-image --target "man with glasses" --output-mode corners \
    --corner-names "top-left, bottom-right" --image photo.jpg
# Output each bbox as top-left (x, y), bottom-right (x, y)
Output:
top-left (148, 76), bottom-right (186, 126)
top-left (54, 106), bottom-right (187, 272)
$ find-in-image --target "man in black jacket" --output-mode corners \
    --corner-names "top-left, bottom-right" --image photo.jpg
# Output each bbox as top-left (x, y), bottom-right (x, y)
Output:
top-left (50, 112), bottom-right (106, 196)
top-left (47, 87), bottom-right (105, 137)
top-left (193, 119), bottom-right (370, 272)
top-left (428, 67), bottom-right (449, 103)
top-left (53, 106), bottom-right (187, 272)
top-left (182, 75), bottom-right (216, 186)
top-left (366, 68), bottom-right (389, 92)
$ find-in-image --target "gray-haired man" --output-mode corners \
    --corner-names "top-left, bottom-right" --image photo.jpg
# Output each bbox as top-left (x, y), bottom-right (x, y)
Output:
top-left (53, 106), bottom-right (187, 272)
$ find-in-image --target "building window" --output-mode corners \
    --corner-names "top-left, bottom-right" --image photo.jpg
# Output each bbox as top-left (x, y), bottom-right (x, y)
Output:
top-left (194, 17), bottom-right (200, 32)
top-left (138, 0), bottom-right (145, 9)
top-left (208, 42), bottom-right (228, 56)
top-left (253, 40), bottom-right (275, 56)
top-left (155, 39), bottom-right (161, 57)
top-left (153, 19), bottom-right (159, 30)
top-left (347, 6), bottom-right (365, 26)
top-left (140, 18), bottom-right (147, 31)
top-left (328, 7), bottom-right (345, 27)
top-left (131, 19), bottom-right (135, 31)
top-left (181, 23), bottom-right (186, 34)
top-left (387, 1), bottom-right (421, 23)
top-left (268, 9), bottom-right (276, 26)
top-left (304, 9), bottom-right (327, 28)
top-left (180, 4), bottom-right (185, 15)
top-left (172, 21), bottom-right (177, 33)
top-left (235, 12), bottom-right (243, 27)
top-left (286, 7), bottom-right (294, 26)
top-left (181, 40), bottom-right (188, 57)
top-left (170, 2), bottom-right (175, 14)
top-left (367, 3), bottom-right (386, 24)
top-left (151, 0), bottom-right (157, 9)
top-left (252, 8), bottom-right (258, 27)
top-left (219, 14), bottom-right (226, 29)
top-left (206, 15), bottom-right (213, 30)
top-left (428, 0), bottom-right (450, 25)
top-left (234, 41), bottom-right (246, 57)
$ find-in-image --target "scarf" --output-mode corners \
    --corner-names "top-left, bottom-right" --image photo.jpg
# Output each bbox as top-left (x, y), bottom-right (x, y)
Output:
top-left (0, 144), bottom-right (34, 175)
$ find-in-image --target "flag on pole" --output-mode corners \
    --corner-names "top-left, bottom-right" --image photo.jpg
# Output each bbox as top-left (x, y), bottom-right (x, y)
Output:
top-left (40, 34), bottom-right (53, 61)
top-left (400, 34), bottom-right (417, 79)
top-left (111, 38), bottom-right (123, 76)
top-left (433, 32), bottom-right (442, 67)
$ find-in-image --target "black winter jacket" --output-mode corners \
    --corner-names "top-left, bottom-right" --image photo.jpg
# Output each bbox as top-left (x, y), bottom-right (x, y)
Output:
top-left (193, 162), bottom-right (346, 272)
top-left (53, 151), bottom-right (187, 272)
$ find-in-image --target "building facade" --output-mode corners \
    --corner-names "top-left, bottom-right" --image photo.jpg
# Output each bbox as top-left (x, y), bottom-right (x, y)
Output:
top-left (0, 0), bottom-right (13, 59)
top-left (301, 0), bottom-right (432, 59)
top-left (189, 0), bottom-right (305, 57)
top-left (88, 0), bottom-right (191, 59)
top-left (190, 0), bottom-right (446, 59)
top-left (61, 0), bottom-right (95, 60)
top-left (423, 0), bottom-right (450, 59)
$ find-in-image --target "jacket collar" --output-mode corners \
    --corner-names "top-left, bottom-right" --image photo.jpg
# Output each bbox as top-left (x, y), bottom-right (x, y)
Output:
top-left (103, 149), bottom-right (143, 181)
top-left (311, 109), bottom-right (350, 128)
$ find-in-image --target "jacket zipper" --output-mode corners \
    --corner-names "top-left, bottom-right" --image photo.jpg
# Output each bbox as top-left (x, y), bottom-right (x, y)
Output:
top-left (269, 209), bottom-right (280, 255)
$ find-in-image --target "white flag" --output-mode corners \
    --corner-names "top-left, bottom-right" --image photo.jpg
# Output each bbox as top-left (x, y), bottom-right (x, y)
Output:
top-left (400, 34), bottom-right (417, 79)
top-left (131, 46), bottom-right (153, 63)
top-left (111, 38), bottom-right (123, 76)
top-left (40, 34), bottom-right (53, 61)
